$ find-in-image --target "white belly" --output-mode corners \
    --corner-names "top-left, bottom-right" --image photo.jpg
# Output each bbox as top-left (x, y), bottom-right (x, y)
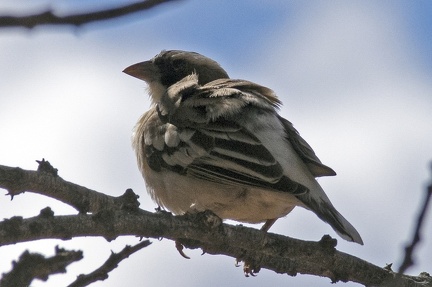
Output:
top-left (143, 168), bottom-right (301, 223)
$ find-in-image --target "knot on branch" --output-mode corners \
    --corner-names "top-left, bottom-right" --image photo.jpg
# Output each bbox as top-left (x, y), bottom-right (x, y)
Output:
top-left (36, 158), bottom-right (58, 177)
top-left (39, 207), bottom-right (55, 218)
top-left (319, 234), bottom-right (337, 253)
top-left (117, 188), bottom-right (140, 211)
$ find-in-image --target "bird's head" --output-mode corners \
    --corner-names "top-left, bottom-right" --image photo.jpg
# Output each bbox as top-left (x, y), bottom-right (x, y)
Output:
top-left (123, 50), bottom-right (229, 102)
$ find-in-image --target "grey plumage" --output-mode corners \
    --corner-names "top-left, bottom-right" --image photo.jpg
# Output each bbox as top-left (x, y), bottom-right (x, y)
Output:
top-left (124, 50), bottom-right (363, 245)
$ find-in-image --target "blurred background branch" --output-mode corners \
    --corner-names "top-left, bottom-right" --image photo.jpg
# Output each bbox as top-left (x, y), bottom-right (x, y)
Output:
top-left (398, 171), bottom-right (432, 274)
top-left (0, 246), bottom-right (83, 287)
top-left (0, 0), bottom-right (180, 28)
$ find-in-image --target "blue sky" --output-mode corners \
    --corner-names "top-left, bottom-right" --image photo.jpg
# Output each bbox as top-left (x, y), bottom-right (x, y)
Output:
top-left (1, 1), bottom-right (432, 286)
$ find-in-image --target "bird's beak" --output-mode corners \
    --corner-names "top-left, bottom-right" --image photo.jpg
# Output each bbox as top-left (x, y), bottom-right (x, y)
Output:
top-left (123, 61), bottom-right (159, 82)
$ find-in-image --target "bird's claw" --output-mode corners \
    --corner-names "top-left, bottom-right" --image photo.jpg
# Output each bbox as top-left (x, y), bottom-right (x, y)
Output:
top-left (175, 240), bottom-right (190, 259)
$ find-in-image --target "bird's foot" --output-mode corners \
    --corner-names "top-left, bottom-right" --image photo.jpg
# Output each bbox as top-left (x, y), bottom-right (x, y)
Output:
top-left (232, 219), bottom-right (275, 277)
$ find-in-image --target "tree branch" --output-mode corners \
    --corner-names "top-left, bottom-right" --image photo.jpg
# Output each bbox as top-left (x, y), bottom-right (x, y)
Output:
top-left (0, 163), bottom-right (140, 214)
top-left (0, 246), bottom-right (83, 287)
top-left (68, 240), bottom-right (151, 287)
top-left (1, 163), bottom-right (431, 286)
top-left (0, 0), bottom-right (181, 29)
top-left (0, 206), bottom-right (430, 286)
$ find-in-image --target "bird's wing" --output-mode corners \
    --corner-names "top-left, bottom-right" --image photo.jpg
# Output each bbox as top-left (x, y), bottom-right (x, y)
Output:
top-left (143, 75), bottom-right (310, 195)
top-left (278, 117), bottom-right (336, 177)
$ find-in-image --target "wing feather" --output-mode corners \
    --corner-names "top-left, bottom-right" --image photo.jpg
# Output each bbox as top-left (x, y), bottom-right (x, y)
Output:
top-left (140, 77), bottom-right (310, 195)
top-left (278, 116), bottom-right (336, 177)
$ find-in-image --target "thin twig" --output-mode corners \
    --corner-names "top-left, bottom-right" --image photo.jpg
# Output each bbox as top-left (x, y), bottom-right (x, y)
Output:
top-left (0, 0), bottom-right (181, 29)
top-left (68, 240), bottom-right (151, 287)
top-left (398, 176), bottom-right (432, 274)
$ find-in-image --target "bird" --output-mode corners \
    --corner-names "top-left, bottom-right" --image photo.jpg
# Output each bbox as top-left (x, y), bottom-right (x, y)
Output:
top-left (123, 50), bottom-right (363, 252)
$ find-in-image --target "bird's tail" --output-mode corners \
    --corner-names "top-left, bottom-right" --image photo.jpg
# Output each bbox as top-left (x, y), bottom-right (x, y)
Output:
top-left (297, 192), bottom-right (364, 245)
